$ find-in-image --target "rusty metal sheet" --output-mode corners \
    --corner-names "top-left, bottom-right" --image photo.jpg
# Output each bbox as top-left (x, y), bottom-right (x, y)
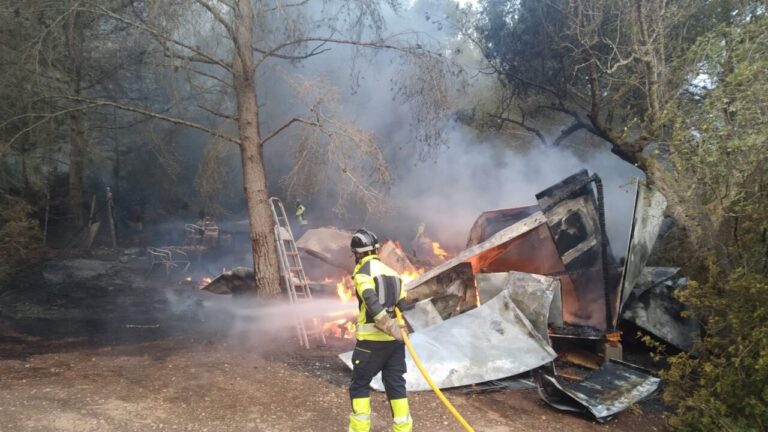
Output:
top-left (339, 287), bottom-right (556, 391)
top-left (537, 360), bottom-right (660, 421)
top-left (466, 206), bottom-right (540, 248)
top-left (405, 211), bottom-right (547, 292)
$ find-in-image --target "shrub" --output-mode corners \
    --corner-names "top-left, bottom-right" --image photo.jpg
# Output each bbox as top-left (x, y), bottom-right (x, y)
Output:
top-left (0, 195), bottom-right (44, 288)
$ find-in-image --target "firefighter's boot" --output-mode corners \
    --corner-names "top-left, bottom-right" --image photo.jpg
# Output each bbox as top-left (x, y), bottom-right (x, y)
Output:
top-left (349, 397), bottom-right (371, 432)
top-left (390, 398), bottom-right (413, 432)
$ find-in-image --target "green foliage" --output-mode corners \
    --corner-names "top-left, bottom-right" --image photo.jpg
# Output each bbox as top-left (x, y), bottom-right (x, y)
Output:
top-left (475, 1), bottom-right (768, 429)
top-left (660, 14), bottom-right (768, 431)
top-left (0, 196), bottom-right (44, 288)
top-left (667, 16), bottom-right (768, 271)
top-left (662, 268), bottom-right (768, 431)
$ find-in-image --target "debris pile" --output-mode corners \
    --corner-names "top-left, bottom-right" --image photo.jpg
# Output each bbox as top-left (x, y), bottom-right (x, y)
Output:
top-left (201, 169), bottom-right (697, 422)
top-left (337, 170), bottom-right (689, 422)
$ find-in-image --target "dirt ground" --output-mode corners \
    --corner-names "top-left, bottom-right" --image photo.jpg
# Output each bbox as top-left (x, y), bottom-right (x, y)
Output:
top-left (0, 256), bottom-right (668, 432)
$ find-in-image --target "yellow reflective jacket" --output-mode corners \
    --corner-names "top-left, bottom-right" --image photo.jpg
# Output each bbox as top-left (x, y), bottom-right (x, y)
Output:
top-left (353, 254), bottom-right (407, 341)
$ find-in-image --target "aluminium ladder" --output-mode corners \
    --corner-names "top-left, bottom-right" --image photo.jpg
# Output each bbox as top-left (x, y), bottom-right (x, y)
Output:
top-left (269, 197), bottom-right (326, 348)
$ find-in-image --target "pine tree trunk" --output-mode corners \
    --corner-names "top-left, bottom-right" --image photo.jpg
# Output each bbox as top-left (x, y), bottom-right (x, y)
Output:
top-left (232, 0), bottom-right (281, 297)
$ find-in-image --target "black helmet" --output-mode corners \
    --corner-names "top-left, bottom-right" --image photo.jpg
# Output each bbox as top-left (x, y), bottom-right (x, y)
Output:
top-left (350, 228), bottom-right (380, 254)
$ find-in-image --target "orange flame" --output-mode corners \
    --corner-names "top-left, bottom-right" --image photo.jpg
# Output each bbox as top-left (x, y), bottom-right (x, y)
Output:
top-left (198, 277), bottom-right (212, 289)
top-left (400, 268), bottom-right (425, 285)
top-left (335, 275), bottom-right (354, 303)
top-left (432, 242), bottom-right (448, 259)
top-left (323, 318), bottom-right (356, 339)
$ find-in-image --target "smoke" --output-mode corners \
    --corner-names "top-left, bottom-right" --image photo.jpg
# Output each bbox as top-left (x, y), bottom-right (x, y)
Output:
top-left (383, 126), bottom-right (644, 253)
top-left (253, 1), bottom-right (644, 254)
top-left (117, 1), bottom-right (644, 259)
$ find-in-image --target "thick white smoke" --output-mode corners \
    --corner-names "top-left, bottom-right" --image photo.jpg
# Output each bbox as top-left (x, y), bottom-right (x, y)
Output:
top-left (253, 1), bottom-right (644, 255)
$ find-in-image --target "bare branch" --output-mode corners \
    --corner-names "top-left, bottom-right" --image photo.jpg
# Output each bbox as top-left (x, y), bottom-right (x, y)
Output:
top-left (164, 61), bottom-right (233, 88)
top-left (197, 104), bottom-right (237, 121)
top-left (1, 104), bottom-right (100, 155)
top-left (254, 36), bottom-right (425, 68)
top-left (60, 96), bottom-right (241, 145)
top-left (552, 122), bottom-right (587, 146)
top-left (83, 4), bottom-right (232, 72)
top-left (261, 117), bottom-right (318, 145)
top-left (488, 113), bottom-right (548, 146)
top-left (252, 40), bottom-right (331, 62)
top-left (193, 0), bottom-right (234, 38)
top-left (263, 0), bottom-right (310, 13)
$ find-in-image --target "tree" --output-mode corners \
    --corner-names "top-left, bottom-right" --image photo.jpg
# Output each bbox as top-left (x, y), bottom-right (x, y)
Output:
top-left (659, 15), bottom-right (768, 429)
top-left (1, 0), bottom-right (157, 233)
top-left (470, 1), bottom-right (768, 428)
top-left (1, 0), bottom-right (450, 296)
top-left (469, 0), bottom-right (746, 267)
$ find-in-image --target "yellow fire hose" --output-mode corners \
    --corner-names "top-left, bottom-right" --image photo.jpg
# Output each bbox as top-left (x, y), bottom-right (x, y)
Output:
top-left (395, 307), bottom-right (475, 432)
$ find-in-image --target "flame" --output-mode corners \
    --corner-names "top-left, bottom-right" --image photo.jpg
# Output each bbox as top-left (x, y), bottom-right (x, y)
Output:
top-left (432, 241), bottom-right (448, 259)
top-left (336, 276), bottom-right (354, 303)
top-left (198, 277), bottom-right (212, 289)
top-left (323, 318), bottom-right (356, 339)
top-left (400, 268), bottom-right (425, 285)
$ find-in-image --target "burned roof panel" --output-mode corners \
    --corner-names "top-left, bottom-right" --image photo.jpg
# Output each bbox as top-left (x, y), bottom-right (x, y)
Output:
top-left (537, 360), bottom-right (661, 421)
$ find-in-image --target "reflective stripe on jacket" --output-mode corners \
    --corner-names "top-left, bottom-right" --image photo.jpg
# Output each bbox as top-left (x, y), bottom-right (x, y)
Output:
top-left (353, 254), bottom-right (406, 341)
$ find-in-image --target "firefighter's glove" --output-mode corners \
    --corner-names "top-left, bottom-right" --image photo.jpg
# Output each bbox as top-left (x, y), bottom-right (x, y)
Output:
top-left (374, 314), bottom-right (404, 342)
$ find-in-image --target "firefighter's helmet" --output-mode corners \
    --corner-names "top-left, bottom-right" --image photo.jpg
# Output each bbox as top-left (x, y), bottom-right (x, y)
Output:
top-left (350, 228), bottom-right (380, 254)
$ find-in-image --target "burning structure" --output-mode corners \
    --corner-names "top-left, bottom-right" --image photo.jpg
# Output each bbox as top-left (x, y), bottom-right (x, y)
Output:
top-left (201, 169), bottom-right (696, 422)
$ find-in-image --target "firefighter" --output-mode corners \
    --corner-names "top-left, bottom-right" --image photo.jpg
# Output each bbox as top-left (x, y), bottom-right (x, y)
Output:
top-left (295, 200), bottom-right (308, 225)
top-left (348, 228), bottom-right (412, 432)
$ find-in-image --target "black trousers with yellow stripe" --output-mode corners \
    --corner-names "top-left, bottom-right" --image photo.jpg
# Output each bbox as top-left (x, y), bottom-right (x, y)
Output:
top-left (349, 339), bottom-right (407, 400)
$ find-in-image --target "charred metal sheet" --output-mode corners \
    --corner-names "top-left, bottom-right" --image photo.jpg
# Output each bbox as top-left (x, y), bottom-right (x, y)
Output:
top-left (461, 376), bottom-right (536, 394)
top-left (402, 298), bottom-right (443, 331)
top-left (476, 272), bottom-right (558, 341)
top-left (537, 360), bottom-right (660, 421)
top-left (535, 170), bottom-right (617, 331)
top-left (633, 267), bottom-right (680, 298)
top-left (617, 181), bottom-right (667, 322)
top-left (466, 206), bottom-right (540, 248)
top-left (623, 269), bottom-right (699, 351)
top-left (340, 287), bottom-right (557, 391)
top-left (199, 267), bottom-right (255, 295)
top-left (407, 263), bottom-right (474, 319)
top-left (405, 211), bottom-right (546, 292)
